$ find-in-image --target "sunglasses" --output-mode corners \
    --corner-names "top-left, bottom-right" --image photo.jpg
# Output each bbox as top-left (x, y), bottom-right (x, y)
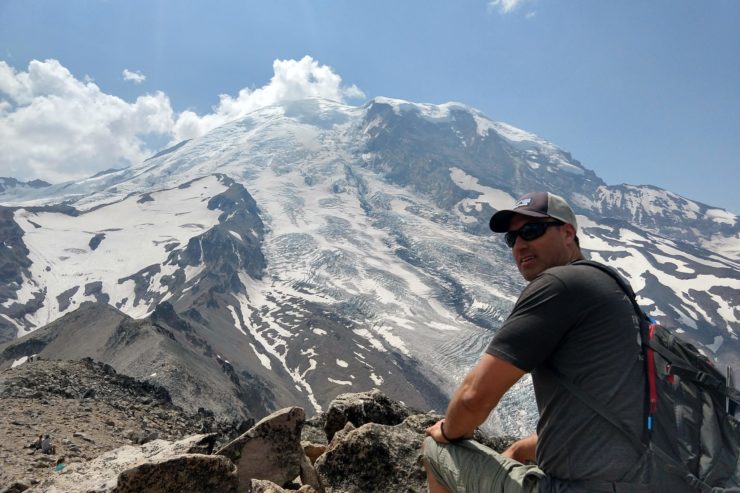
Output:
top-left (504, 221), bottom-right (564, 248)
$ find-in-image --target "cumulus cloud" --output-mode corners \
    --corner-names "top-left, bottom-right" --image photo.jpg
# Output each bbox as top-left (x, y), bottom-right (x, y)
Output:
top-left (0, 56), bottom-right (364, 183)
top-left (123, 69), bottom-right (146, 84)
top-left (488, 0), bottom-right (528, 14)
top-left (0, 59), bottom-right (174, 183)
top-left (172, 56), bottom-right (366, 141)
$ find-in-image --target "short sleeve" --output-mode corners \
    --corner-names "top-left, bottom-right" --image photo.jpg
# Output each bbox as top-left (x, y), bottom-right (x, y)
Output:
top-left (486, 273), bottom-right (577, 372)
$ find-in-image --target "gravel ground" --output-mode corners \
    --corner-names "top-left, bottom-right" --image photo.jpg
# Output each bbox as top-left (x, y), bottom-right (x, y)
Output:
top-left (0, 358), bottom-right (245, 490)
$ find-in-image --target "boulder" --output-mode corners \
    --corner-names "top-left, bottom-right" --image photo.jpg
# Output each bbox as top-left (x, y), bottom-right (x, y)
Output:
top-left (249, 479), bottom-right (287, 492)
top-left (301, 442), bottom-right (326, 465)
top-left (299, 447), bottom-right (324, 493)
top-left (324, 389), bottom-right (409, 442)
top-left (249, 480), bottom-right (320, 493)
top-left (301, 413), bottom-right (327, 445)
top-left (315, 421), bottom-right (427, 493)
top-left (27, 434), bottom-right (229, 493)
top-left (216, 407), bottom-right (305, 491)
top-left (0, 481), bottom-right (31, 493)
top-left (115, 454), bottom-right (238, 493)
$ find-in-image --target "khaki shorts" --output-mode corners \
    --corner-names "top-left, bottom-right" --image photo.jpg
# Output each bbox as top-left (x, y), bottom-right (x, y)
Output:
top-left (422, 436), bottom-right (547, 493)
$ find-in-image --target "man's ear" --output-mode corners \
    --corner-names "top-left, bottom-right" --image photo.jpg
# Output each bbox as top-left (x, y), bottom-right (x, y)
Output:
top-left (562, 223), bottom-right (577, 244)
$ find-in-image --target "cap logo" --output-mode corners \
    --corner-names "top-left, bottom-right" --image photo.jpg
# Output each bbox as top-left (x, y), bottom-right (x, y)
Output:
top-left (513, 198), bottom-right (532, 209)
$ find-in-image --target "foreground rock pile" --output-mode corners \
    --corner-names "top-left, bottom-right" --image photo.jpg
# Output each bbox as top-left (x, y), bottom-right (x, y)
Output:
top-left (0, 359), bottom-right (248, 490)
top-left (1, 360), bottom-right (516, 492)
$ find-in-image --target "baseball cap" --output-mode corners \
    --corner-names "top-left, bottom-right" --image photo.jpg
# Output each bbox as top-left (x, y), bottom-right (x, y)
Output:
top-left (489, 192), bottom-right (578, 232)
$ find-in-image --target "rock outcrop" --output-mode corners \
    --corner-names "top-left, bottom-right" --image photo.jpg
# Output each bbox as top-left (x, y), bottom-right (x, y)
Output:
top-left (216, 407), bottom-right (305, 491)
top-left (323, 389), bottom-right (412, 442)
top-left (1, 359), bottom-right (521, 493)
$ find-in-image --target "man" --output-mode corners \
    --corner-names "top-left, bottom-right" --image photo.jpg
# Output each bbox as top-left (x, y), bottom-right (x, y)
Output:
top-left (423, 192), bottom-right (647, 492)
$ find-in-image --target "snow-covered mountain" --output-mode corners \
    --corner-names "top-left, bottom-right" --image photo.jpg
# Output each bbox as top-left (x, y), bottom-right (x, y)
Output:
top-left (0, 97), bottom-right (737, 434)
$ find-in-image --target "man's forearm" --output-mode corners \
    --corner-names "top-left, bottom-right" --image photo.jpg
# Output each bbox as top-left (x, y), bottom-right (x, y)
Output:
top-left (441, 378), bottom-right (498, 439)
top-left (432, 354), bottom-right (526, 441)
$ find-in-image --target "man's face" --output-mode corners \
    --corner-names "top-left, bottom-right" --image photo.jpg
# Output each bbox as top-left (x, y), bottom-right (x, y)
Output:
top-left (508, 214), bottom-right (575, 281)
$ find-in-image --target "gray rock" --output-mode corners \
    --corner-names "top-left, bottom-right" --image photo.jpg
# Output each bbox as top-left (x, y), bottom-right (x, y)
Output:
top-left (249, 480), bottom-right (320, 493)
top-left (299, 447), bottom-right (324, 493)
top-left (1, 481), bottom-right (31, 493)
top-left (27, 434), bottom-right (224, 493)
top-left (403, 412), bottom-right (516, 452)
top-left (301, 442), bottom-right (326, 465)
top-left (216, 407), bottom-right (305, 491)
top-left (301, 414), bottom-right (327, 445)
top-left (401, 412), bottom-right (442, 434)
top-left (330, 422), bottom-right (355, 445)
top-left (115, 454), bottom-right (238, 493)
top-left (72, 432), bottom-right (94, 443)
top-left (315, 422), bottom-right (427, 493)
top-left (127, 429), bottom-right (159, 445)
top-left (249, 479), bottom-right (287, 493)
top-left (324, 389), bottom-right (410, 442)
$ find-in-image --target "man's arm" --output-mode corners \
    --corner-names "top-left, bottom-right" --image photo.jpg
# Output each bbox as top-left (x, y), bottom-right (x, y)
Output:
top-left (426, 353), bottom-right (525, 442)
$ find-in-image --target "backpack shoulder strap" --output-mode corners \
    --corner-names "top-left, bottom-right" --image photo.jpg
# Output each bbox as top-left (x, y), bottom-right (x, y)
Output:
top-left (572, 260), bottom-right (647, 321)
top-left (573, 260), bottom-right (740, 404)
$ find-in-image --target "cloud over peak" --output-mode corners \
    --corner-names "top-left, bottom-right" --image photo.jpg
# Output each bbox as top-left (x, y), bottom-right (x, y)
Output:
top-left (174, 56), bottom-right (365, 141)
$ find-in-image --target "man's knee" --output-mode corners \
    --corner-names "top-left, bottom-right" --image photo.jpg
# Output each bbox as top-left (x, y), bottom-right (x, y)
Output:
top-left (422, 437), bottom-right (452, 493)
top-left (422, 436), bottom-right (440, 464)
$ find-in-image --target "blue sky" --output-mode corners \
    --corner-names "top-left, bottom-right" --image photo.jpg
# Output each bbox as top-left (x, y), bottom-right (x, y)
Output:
top-left (1, 0), bottom-right (738, 213)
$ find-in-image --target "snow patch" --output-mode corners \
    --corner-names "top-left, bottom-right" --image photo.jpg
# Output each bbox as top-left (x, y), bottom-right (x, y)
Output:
top-left (449, 167), bottom-right (516, 213)
top-left (328, 378), bottom-right (352, 386)
top-left (11, 356), bottom-right (29, 368)
top-left (705, 209), bottom-right (736, 226)
top-left (706, 336), bottom-right (724, 353)
top-left (249, 343), bottom-right (272, 370)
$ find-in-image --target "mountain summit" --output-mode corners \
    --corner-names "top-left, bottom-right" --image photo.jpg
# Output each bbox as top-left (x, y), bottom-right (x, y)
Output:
top-left (1, 97), bottom-right (737, 431)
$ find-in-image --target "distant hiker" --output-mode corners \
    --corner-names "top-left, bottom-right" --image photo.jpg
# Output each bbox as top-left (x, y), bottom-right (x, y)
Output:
top-left (41, 434), bottom-right (55, 454)
top-left (31, 434), bottom-right (43, 450)
top-left (423, 192), bottom-right (649, 492)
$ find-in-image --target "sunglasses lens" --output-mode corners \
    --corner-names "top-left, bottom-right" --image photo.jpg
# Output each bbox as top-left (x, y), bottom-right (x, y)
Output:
top-left (504, 222), bottom-right (561, 248)
top-left (518, 223), bottom-right (547, 241)
top-left (504, 232), bottom-right (517, 248)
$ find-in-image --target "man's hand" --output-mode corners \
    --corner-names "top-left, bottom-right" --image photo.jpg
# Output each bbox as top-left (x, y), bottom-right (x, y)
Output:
top-left (502, 433), bottom-right (538, 463)
top-left (425, 419), bottom-right (448, 443)
top-left (424, 419), bottom-right (473, 444)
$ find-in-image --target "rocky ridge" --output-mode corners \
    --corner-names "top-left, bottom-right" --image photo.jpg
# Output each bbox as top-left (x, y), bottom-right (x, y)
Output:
top-left (1, 358), bottom-right (516, 493)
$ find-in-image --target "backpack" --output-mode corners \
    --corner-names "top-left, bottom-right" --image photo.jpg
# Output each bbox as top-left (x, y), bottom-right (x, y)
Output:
top-left (554, 260), bottom-right (740, 492)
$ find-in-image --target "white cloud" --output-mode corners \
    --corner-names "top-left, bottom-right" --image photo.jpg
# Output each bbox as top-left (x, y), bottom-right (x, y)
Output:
top-left (0, 56), bottom-right (364, 183)
top-left (0, 59), bottom-right (174, 182)
top-left (172, 55), bottom-right (366, 141)
top-left (123, 69), bottom-right (146, 84)
top-left (488, 0), bottom-right (528, 14)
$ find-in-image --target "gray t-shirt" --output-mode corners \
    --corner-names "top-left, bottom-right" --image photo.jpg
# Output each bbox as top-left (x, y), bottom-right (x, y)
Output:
top-left (486, 262), bottom-right (646, 486)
